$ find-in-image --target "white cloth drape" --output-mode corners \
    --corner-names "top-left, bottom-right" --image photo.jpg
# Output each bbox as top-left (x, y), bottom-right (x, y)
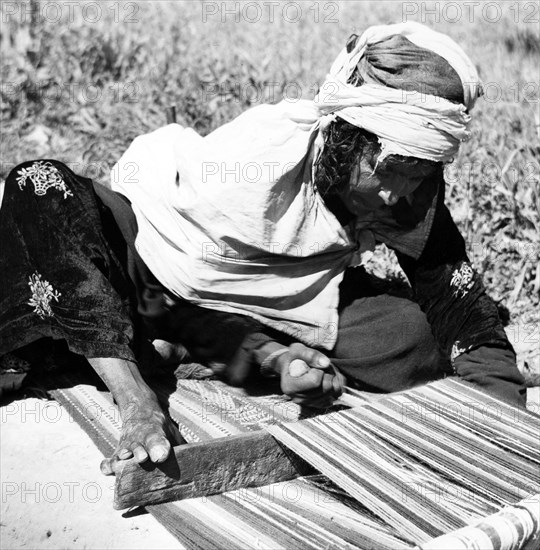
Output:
top-left (113, 109), bottom-right (354, 349)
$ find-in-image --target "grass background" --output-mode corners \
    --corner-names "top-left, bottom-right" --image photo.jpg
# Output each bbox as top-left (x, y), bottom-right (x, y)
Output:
top-left (1, 0), bottom-right (538, 379)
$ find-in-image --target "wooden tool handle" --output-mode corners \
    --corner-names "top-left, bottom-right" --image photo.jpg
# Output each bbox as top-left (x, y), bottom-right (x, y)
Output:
top-left (113, 431), bottom-right (313, 510)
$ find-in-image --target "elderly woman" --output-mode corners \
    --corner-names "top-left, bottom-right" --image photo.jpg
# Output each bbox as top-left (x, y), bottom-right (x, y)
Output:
top-left (0, 23), bottom-right (525, 473)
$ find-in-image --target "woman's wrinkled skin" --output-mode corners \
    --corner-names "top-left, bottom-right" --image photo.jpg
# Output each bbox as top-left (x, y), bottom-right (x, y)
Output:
top-left (87, 358), bottom-right (186, 476)
top-left (344, 151), bottom-right (439, 211)
top-left (100, 396), bottom-right (185, 475)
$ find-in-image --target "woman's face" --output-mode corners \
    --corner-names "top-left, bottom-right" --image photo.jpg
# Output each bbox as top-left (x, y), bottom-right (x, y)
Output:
top-left (341, 154), bottom-right (438, 212)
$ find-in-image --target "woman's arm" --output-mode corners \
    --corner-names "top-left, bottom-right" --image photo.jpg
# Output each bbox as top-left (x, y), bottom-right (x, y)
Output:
top-left (148, 305), bottom-right (344, 407)
top-left (395, 188), bottom-right (526, 406)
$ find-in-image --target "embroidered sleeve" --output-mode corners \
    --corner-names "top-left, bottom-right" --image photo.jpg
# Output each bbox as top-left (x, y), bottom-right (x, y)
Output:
top-left (396, 200), bottom-right (516, 365)
top-left (449, 262), bottom-right (475, 298)
top-left (396, 202), bottom-right (526, 405)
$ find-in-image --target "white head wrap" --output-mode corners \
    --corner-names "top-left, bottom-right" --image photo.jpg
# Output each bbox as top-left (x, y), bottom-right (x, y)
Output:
top-left (313, 22), bottom-right (483, 163)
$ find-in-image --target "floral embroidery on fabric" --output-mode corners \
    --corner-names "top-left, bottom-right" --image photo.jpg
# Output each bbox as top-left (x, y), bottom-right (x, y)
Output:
top-left (450, 262), bottom-right (475, 298)
top-left (27, 272), bottom-right (61, 319)
top-left (16, 161), bottom-right (73, 199)
top-left (450, 341), bottom-right (470, 364)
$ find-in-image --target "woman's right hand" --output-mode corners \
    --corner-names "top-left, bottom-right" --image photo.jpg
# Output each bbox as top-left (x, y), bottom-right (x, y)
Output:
top-left (274, 343), bottom-right (345, 409)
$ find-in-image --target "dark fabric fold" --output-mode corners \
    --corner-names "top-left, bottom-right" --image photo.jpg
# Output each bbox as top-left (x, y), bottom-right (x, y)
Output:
top-left (361, 34), bottom-right (465, 104)
top-left (0, 160), bottom-right (135, 361)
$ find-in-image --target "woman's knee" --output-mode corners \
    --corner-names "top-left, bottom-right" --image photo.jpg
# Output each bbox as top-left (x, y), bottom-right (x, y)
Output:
top-left (396, 301), bottom-right (435, 352)
top-left (334, 294), bottom-right (444, 368)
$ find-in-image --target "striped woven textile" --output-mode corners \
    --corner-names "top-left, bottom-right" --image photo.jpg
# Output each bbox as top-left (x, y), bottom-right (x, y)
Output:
top-left (50, 375), bottom-right (540, 549)
top-left (50, 375), bottom-right (413, 550)
top-left (267, 379), bottom-right (540, 549)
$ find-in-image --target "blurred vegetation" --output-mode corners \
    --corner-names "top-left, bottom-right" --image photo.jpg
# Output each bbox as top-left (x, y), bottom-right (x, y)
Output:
top-left (1, 0), bottom-right (538, 376)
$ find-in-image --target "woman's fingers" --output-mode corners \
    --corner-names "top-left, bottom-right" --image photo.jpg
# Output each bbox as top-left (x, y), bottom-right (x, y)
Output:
top-left (288, 343), bottom-right (330, 369)
top-left (131, 444), bottom-right (149, 464)
top-left (100, 458), bottom-right (116, 476)
top-left (117, 447), bottom-right (133, 460)
top-left (281, 365), bottom-right (323, 394)
top-left (144, 432), bottom-right (171, 463)
top-left (321, 372), bottom-right (334, 395)
top-left (331, 370), bottom-right (346, 397)
top-left (286, 374), bottom-right (337, 407)
top-left (312, 353), bottom-right (331, 369)
top-left (278, 344), bottom-right (346, 407)
top-left (281, 344), bottom-right (344, 399)
top-left (100, 414), bottom-right (184, 476)
top-left (99, 434), bottom-right (173, 475)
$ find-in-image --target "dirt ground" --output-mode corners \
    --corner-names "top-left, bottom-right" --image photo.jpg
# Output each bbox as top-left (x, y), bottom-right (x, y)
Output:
top-left (0, 398), bottom-right (183, 550)
top-left (1, 389), bottom-right (539, 550)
